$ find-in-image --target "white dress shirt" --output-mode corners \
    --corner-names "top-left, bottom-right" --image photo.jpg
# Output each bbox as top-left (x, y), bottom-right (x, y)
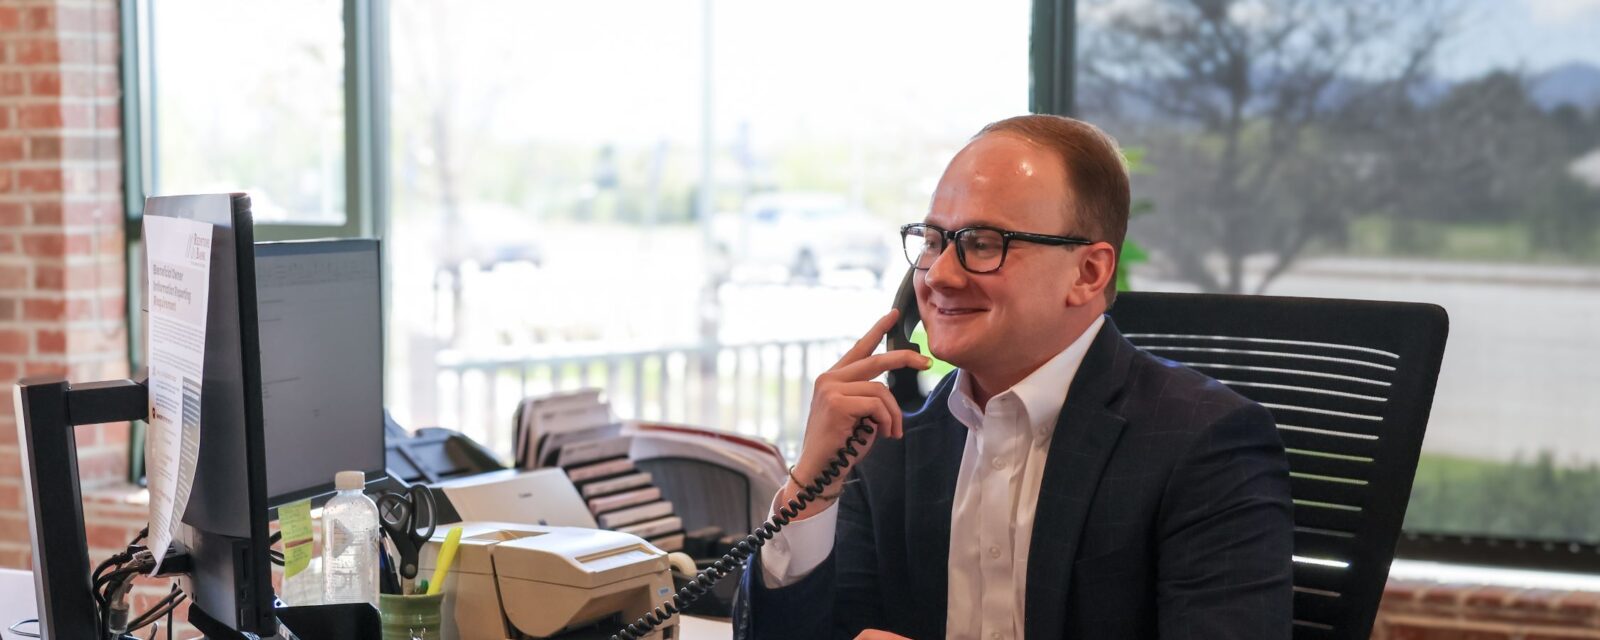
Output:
top-left (759, 316), bottom-right (1106, 640)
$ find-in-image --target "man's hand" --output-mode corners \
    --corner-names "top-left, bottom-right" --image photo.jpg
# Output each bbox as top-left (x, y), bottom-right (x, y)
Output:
top-left (781, 309), bottom-right (930, 520)
top-left (855, 630), bottom-right (912, 640)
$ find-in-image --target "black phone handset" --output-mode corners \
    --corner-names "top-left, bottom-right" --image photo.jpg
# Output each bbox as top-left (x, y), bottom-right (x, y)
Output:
top-left (612, 270), bottom-right (923, 640)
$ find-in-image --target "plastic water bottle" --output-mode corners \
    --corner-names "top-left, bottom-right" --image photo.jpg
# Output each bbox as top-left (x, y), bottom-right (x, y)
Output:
top-left (322, 471), bottom-right (380, 606)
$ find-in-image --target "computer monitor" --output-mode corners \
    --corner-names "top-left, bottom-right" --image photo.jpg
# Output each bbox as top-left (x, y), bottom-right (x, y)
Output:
top-left (142, 193), bottom-right (277, 635)
top-left (255, 239), bottom-right (387, 506)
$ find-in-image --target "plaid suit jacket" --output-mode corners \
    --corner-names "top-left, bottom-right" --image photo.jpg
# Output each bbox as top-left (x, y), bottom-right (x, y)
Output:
top-left (735, 317), bottom-right (1294, 639)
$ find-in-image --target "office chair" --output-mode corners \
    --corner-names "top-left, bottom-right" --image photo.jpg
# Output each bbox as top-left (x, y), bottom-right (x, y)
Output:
top-left (1109, 292), bottom-right (1448, 640)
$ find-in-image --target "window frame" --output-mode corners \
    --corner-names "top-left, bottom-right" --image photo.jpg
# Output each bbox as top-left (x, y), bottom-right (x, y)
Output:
top-left (120, 0), bottom-right (387, 243)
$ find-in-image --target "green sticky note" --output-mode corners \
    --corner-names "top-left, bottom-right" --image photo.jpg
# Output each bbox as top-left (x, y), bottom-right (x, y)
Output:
top-left (280, 499), bottom-right (314, 578)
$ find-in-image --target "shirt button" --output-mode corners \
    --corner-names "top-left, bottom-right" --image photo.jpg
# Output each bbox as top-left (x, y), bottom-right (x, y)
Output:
top-left (991, 632), bottom-right (1002, 640)
top-left (991, 457), bottom-right (1005, 470)
top-left (988, 546), bottom-right (1001, 559)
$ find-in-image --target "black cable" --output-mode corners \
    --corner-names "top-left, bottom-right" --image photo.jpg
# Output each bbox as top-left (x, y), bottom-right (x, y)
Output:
top-left (128, 585), bottom-right (185, 631)
top-left (610, 420), bottom-right (876, 640)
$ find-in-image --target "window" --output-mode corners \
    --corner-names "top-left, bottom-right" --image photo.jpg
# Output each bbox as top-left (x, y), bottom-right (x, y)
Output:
top-left (143, 0), bottom-right (348, 228)
top-left (1077, 0), bottom-right (1600, 543)
top-left (383, 0), bottom-right (1030, 456)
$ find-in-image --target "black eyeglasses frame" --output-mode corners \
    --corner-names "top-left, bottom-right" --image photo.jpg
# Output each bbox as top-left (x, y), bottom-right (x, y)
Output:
top-left (900, 222), bottom-right (1095, 274)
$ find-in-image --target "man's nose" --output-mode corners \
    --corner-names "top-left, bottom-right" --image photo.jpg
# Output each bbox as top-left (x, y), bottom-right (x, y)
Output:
top-left (923, 242), bottom-right (967, 290)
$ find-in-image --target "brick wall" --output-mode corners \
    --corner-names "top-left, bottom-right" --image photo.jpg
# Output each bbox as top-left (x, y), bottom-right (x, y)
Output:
top-left (0, 0), bottom-right (129, 569)
top-left (1374, 580), bottom-right (1600, 638)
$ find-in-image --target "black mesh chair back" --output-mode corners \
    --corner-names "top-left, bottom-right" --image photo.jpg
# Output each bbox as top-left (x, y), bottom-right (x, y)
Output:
top-left (1109, 292), bottom-right (1449, 640)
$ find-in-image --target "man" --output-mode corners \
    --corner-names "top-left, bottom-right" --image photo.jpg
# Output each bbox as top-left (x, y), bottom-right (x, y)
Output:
top-left (733, 114), bottom-right (1293, 639)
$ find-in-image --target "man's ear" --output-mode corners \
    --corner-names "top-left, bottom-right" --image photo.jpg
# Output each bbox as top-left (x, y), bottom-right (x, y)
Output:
top-left (1065, 243), bottom-right (1117, 307)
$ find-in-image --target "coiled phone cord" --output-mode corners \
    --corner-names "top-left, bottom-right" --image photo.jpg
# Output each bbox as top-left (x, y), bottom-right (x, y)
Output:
top-left (611, 419), bottom-right (877, 640)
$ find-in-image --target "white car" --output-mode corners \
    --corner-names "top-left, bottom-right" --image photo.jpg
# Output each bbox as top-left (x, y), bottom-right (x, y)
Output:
top-left (715, 193), bottom-right (894, 284)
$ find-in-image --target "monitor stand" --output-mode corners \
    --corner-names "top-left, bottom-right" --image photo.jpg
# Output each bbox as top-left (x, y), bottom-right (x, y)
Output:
top-left (13, 374), bottom-right (251, 640)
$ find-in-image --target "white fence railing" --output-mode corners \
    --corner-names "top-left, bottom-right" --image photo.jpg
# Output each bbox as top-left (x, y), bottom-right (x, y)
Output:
top-left (419, 337), bottom-right (856, 460)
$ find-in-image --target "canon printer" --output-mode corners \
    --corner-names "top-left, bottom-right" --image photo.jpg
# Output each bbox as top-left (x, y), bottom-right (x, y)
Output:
top-left (417, 522), bottom-right (678, 640)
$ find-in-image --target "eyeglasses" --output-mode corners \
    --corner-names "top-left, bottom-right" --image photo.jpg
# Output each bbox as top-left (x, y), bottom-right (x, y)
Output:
top-left (900, 223), bottom-right (1094, 274)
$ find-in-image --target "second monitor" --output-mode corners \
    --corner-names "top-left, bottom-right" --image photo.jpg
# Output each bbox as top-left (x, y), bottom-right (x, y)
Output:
top-left (255, 239), bottom-right (387, 506)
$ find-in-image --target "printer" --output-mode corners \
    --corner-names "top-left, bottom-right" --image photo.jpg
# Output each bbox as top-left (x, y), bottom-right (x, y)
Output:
top-left (417, 522), bottom-right (679, 640)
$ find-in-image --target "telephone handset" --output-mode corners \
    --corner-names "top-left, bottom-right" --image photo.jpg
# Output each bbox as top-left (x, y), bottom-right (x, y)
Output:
top-left (612, 270), bottom-right (923, 640)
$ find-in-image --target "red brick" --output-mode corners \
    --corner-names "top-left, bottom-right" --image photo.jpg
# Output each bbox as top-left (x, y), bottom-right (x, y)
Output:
top-left (28, 135), bottom-right (60, 160)
top-left (0, 108), bottom-right (11, 130)
top-left (1386, 623), bottom-right (1511, 640)
top-left (13, 39), bottom-right (58, 65)
top-left (0, 298), bottom-right (16, 321)
top-left (0, 136), bottom-right (22, 162)
top-left (35, 328), bottom-right (65, 354)
top-left (0, 360), bottom-right (17, 382)
top-left (0, 546), bottom-right (34, 570)
top-left (21, 233), bottom-right (64, 258)
top-left (0, 514), bottom-right (28, 545)
top-left (32, 264), bottom-right (61, 290)
top-left (1465, 586), bottom-right (1517, 608)
top-left (24, 298), bottom-right (65, 322)
top-left (0, 330), bottom-right (27, 354)
top-left (18, 105), bottom-right (62, 129)
top-left (27, 71), bottom-right (60, 96)
top-left (0, 170), bottom-right (12, 192)
top-left (77, 448), bottom-right (123, 481)
top-left (21, 361), bottom-right (66, 378)
top-left (0, 73), bottom-right (24, 98)
top-left (1555, 590), bottom-right (1600, 617)
top-left (0, 7), bottom-right (20, 31)
top-left (0, 202), bottom-right (23, 226)
top-left (0, 265), bottom-right (26, 289)
top-left (22, 6), bottom-right (54, 31)
top-left (17, 104), bottom-right (61, 128)
top-left (1508, 588), bottom-right (1567, 612)
top-left (31, 202), bottom-right (62, 227)
top-left (17, 168), bottom-right (62, 193)
top-left (86, 522), bottom-right (134, 550)
top-left (0, 483), bottom-right (20, 511)
top-left (0, 446), bottom-right (19, 477)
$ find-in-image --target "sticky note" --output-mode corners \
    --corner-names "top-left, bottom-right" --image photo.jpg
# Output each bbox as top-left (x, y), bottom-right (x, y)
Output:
top-left (280, 499), bottom-right (314, 578)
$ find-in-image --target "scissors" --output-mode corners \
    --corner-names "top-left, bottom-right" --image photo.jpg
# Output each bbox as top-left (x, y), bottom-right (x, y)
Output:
top-left (377, 485), bottom-right (437, 583)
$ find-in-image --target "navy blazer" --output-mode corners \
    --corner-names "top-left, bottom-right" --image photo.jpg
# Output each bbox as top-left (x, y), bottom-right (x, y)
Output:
top-left (733, 318), bottom-right (1293, 639)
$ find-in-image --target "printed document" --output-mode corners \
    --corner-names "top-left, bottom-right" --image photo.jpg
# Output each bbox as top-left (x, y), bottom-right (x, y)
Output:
top-left (144, 215), bottom-right (213, 571)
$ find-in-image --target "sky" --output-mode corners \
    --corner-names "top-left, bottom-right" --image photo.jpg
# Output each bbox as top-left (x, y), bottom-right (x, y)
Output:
top-left (1443, 0), bottom-right (1600, 79)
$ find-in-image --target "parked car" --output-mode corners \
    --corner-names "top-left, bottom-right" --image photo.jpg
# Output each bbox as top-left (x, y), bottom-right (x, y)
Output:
top-left (714, 193), bottom-right (893, 284)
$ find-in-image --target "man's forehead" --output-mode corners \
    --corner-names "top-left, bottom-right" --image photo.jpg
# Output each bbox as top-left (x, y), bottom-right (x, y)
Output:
top-left (927, 133), bottom-right (1071, 228)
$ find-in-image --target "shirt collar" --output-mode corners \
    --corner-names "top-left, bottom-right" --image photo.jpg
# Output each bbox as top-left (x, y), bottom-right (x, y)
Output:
top-left (947, 315), bottom-right (1106, 439)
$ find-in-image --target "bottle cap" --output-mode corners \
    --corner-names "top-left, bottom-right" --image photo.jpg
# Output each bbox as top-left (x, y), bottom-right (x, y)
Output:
top-left (335, 471), bottom-right (365, 491)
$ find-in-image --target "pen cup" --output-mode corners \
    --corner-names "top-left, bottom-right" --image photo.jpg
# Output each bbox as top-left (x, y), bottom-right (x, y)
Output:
top-left (378, 592), bottom-right (444, 640)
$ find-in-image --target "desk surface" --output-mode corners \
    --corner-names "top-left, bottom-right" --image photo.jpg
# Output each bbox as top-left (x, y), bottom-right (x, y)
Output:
top-left (0, 567), bottom-right (732, 640)
top-left (680, 615), bottom-right (732, 639)
top-left (0, 568), bottom-right (37, 638)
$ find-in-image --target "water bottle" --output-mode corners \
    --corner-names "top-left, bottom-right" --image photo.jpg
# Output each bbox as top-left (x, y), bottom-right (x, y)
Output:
top-left (322, 471), bottom-right (380, 606)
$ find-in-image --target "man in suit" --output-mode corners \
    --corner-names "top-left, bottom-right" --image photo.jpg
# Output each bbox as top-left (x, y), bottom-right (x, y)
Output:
top-left (733, 114), bottom-right (1293, 639)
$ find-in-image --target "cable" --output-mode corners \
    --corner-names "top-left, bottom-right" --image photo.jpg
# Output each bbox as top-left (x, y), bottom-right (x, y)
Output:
top-left (7, 618), bottom-right (40, 638)
top-left (610, 420), bottom-right (876, 640)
